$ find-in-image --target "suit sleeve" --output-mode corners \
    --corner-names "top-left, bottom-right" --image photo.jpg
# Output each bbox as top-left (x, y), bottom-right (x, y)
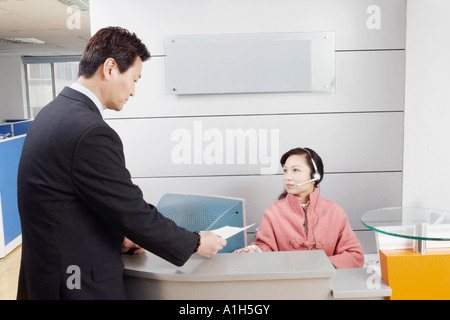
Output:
top-left (71, 124), bottom-right (198, 266)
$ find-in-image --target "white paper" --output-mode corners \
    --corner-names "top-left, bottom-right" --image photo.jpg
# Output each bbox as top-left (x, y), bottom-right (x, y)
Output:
top-left (209, 223), bottom-right (255, 239)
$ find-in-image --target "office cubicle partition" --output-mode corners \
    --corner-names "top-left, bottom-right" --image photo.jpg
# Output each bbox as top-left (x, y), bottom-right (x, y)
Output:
top-left (0, 120), bottom-right (31, 258)
top-left (0, 135), bottom-right (25, 258)
top-left (0, 120), bottom-right (32, 139)
top-left (0, 123), bottom-right (13, 139)
top-left (11, 120), bottom-right (32, 136)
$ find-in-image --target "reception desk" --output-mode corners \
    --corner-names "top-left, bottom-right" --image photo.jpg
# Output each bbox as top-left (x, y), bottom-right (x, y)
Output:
top-left (123, 250), bottom-right (391, 300)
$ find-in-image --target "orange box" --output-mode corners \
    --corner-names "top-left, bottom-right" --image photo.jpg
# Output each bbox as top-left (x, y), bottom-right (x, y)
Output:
top-left (379, 248), bottom-right (450, 300)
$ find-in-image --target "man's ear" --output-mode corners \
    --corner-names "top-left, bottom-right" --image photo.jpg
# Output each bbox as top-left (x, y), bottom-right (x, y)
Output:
top-left (102, 58), bottom-right (116, 80)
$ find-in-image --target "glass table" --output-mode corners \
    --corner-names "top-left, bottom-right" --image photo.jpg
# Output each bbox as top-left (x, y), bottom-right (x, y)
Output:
top-left (361, 207), bottom-right (450, 254)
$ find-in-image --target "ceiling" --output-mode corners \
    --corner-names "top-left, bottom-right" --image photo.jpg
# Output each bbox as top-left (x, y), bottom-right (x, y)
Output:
top-left (0, 0), bottom-right (91, 56)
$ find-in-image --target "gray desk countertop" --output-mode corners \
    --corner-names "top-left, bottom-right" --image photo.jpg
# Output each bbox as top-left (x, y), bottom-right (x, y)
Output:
top-left (331, 267), bottom-right (391, 299)
top-left (123, 250), bottom-right (336, 282)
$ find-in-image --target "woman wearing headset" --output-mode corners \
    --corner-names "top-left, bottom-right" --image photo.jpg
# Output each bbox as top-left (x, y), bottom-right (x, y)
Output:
top-left (234, 147), bottom-right (364, 269)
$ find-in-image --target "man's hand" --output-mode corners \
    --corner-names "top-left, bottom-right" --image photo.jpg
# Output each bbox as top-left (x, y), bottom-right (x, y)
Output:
top-left (121, 237), bottom-right (145, 255)
top-left (195, 231), bottom-right (227, 258)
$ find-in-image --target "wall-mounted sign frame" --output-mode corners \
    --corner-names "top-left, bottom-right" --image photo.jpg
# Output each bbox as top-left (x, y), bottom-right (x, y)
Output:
top-left (164, 32), bottom-right (335, 95)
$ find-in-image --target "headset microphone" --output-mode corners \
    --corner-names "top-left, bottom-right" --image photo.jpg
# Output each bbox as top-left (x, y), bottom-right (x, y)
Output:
top-left (294, 178), bottom-right (319, 187)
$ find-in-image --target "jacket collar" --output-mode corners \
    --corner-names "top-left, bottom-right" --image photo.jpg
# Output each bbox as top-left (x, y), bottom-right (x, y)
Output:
top-left (286, 188), bottom-right (320, 214)
top-left (59, 86), bottom-right (103, 119)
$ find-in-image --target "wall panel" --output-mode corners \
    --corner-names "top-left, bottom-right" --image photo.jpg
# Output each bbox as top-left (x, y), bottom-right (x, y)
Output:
top-left (107, 112), bottom-right (403, 177)
top-left (91, 0), bottom-right (406, 53)
top-left (104, 50), bottom-right (405, 119)
top-left (134, 172), bottom-right (402, 229)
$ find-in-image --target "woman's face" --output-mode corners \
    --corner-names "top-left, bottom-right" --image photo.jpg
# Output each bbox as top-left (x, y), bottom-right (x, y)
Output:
top-left (283, 154), bottom-right (315, 199)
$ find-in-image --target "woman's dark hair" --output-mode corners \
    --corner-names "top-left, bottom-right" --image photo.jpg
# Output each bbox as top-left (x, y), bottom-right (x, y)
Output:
top-left (278, 147), bottom-right (324, 200)
top-left (78, 26), bottom-right (151, 78)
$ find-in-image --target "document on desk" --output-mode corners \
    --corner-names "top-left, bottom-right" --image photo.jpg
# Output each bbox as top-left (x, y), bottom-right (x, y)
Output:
top-left (209, 223), bottom-right (255, 239)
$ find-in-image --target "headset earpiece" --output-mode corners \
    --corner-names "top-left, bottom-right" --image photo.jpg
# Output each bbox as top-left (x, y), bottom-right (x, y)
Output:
top-left (303, 148), bottom-right (321, 181)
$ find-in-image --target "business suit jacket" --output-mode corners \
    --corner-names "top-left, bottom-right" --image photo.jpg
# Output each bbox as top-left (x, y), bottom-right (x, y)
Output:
top-left (17, 87), bottom-right (198, 299)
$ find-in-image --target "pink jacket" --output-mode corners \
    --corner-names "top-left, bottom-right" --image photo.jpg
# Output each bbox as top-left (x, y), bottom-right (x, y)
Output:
top-left (252, 188), bottom-right (364, 269)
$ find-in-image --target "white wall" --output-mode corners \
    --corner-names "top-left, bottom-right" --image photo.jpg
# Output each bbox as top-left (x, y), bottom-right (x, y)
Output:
top-left (0, 56), bottom-right (27, 122)
top-left (403, 0), bottom-right (450, 210)
top-left (90, 0), bottom-right (406, 253)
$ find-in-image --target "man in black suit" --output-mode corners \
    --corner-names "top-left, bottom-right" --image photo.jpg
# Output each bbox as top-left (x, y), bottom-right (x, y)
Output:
top-left (17, 27), bottom-right (226, 300)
